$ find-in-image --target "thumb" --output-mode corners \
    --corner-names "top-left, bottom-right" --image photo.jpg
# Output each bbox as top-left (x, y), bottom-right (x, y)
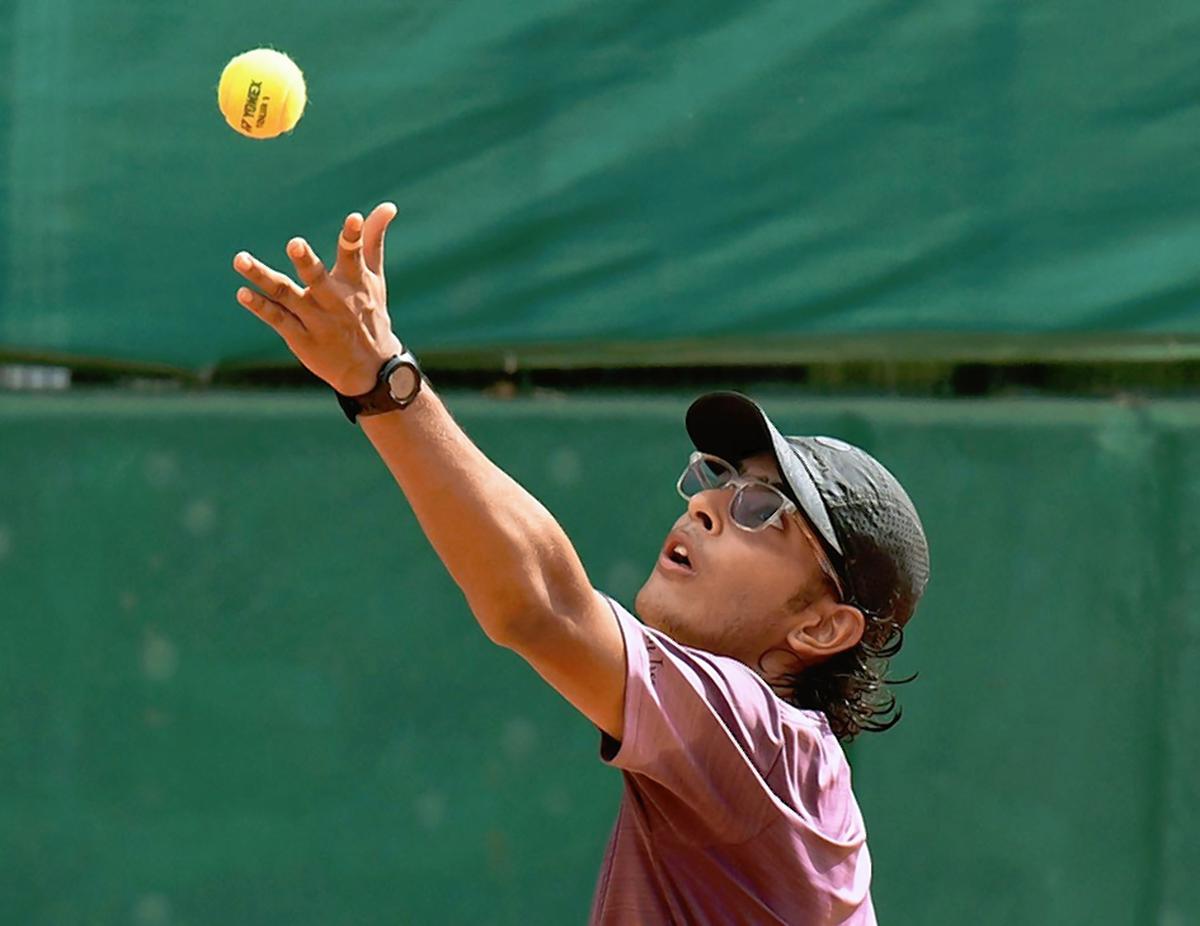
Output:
top-left (363, 201), bottom-right (398, 276)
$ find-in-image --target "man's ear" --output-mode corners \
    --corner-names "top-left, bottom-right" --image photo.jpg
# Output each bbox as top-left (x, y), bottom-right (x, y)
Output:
top-left (786, 604), bottom-right (865, 663)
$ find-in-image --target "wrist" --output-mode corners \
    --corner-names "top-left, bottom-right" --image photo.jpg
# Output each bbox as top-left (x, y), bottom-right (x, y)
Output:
top-left (335, 347), bottom-right (425, 424)
top-left (333, 337), bottom-right (404, 396)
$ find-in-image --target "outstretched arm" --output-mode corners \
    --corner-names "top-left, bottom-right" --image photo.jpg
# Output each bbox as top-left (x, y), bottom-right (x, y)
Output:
top-left (232, 204), bottom-right (625, 738)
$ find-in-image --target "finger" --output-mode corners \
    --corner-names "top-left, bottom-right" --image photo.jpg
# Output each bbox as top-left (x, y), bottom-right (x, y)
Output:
top-left (233, 252), bottom-right (307, 313)
top-left (334, 212), bottom-right (366, 283)
top-left (286, 237), bottom-right (330, 290)
top-left (236, 286), bottom-right (308, 336)
top-left (289, 236), bottom-right (357, 316)
top-left (362, 202), bottom-right (398, 276)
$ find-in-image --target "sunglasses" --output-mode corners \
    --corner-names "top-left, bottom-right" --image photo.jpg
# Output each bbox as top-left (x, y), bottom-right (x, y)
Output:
top-left (676, 451), bottom-right (845, 599)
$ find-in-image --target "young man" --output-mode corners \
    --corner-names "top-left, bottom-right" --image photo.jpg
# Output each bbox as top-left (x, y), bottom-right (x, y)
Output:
top-left (233, 204), bottom-right (930, 925)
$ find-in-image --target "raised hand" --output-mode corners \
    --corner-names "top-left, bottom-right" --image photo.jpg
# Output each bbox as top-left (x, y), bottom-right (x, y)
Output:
top-left (233, 202), bottom-right (403, 396)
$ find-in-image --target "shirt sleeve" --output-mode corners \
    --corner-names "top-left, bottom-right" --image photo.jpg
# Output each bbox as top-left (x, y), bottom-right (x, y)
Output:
top-left (596, 591), bottom-right (792, 839)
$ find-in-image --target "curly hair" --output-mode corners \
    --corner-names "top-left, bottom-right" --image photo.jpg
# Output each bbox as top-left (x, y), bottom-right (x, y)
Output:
top-left (775, 601), bottom-right (918, 743)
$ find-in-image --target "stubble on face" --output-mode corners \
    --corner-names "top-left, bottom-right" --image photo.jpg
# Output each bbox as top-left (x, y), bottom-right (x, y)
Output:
top-left (634, 570), bottom-right (784, 660)
top-left (634, 578), bottom-right (680, 637)
top-left (634, 576), bottom-right (701, 646)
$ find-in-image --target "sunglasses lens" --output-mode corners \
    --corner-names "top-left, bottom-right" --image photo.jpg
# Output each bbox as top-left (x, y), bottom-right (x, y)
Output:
top-left (680, 456), bottom-right (735, 496)
top-left (730, 483), bottom-right (786, 529)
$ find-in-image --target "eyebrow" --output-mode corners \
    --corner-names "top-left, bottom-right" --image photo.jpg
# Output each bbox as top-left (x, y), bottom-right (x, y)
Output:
top-left (739, 468), bottom-right (785, 489)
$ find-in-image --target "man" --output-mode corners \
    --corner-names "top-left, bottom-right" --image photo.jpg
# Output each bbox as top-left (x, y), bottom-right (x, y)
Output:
top-left (233, 203), bottom-right (930, 924)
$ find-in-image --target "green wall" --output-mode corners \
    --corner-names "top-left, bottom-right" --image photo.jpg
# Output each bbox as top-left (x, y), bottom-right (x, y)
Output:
top-left (1, 390), bottom-right (1196, 924)
top-left (2, 0), bottom-right (1199, 371)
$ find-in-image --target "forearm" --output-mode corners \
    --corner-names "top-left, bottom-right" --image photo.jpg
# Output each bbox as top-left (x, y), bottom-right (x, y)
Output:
top-left (358, 386), bottom-right (589, 640)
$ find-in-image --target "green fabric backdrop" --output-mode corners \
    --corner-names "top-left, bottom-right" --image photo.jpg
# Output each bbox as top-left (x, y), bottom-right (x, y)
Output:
top-left (2, 0), bottom-right (1199, 372)
top-left (1, 390), bottom-right (1196, 924)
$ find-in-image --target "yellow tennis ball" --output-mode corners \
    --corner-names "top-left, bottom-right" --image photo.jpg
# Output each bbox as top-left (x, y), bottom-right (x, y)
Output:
top-left (217, 48), bottom-right (307, 139)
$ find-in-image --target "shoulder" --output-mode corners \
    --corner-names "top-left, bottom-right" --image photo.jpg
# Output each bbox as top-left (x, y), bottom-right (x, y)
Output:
top-left (601, 594), bottom-right (861, 840)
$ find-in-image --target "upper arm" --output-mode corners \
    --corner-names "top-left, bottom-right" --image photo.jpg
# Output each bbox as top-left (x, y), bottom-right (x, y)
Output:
top-left (500, 589), bottom-right (627, 740)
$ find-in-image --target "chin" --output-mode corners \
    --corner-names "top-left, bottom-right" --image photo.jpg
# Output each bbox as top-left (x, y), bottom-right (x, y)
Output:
top-left (634, 577), bottom-right (672, 631)
top-left (633, 578), bottom-right (657, 624)
top-left (635, 577), bottom-right (702, 647)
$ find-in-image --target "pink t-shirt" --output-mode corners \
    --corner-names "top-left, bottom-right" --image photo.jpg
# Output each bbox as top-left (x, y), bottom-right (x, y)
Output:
top-left (589, 593), bottom-right (877, 926)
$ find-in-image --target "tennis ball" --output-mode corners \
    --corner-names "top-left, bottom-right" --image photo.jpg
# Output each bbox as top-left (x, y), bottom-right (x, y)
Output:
top-left (217, 48), bottom-right (307, 139)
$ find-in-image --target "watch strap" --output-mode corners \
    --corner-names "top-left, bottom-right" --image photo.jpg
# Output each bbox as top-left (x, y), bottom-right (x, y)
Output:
top-left (335, 348), bottom-right (423, 423)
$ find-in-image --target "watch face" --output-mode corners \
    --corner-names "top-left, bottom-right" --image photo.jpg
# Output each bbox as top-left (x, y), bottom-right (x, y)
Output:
top-left (387, 364), bottom-right (419, 403)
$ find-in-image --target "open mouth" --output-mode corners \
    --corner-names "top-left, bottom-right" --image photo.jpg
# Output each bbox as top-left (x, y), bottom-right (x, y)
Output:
top-left (668, 544), bottom-right (691, 568)
top-left (660, 538), bottom-right (694, 574)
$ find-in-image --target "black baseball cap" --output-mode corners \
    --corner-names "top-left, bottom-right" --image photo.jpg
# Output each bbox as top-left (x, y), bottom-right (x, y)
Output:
top-left (685, 392), bottom-right (930, 626)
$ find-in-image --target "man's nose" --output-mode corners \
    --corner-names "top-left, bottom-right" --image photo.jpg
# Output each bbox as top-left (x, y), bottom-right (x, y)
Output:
top-left (686, 489), bottom-right (725, 533)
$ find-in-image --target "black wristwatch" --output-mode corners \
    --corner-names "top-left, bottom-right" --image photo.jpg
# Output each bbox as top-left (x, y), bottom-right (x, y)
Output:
top-left (335, 347), bottom-right (424, 423)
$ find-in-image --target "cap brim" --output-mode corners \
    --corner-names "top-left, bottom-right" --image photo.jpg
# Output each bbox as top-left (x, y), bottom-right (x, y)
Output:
top-left (685, 392), bottom-right (843, 555)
